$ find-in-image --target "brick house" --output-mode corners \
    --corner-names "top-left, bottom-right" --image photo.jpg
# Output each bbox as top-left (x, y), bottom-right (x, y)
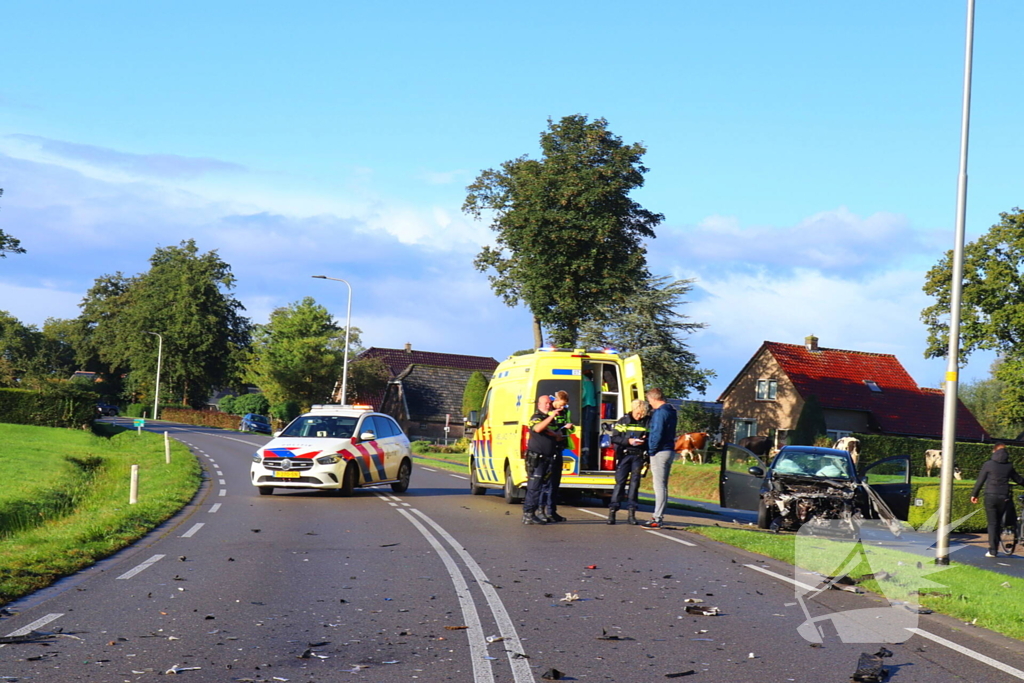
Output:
top-left (348, 344), bottom-right (499, 441)
top-left (718, 336), bottom-right (987, 445)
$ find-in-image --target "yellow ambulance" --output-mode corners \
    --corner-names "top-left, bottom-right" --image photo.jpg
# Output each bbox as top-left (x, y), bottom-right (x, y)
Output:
top-left (466, 348), bottom-right (644, 503)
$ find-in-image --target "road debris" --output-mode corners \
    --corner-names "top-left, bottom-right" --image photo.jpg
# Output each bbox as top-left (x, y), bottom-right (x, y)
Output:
top-left (596, 628), bottom-right (633, 641)
top-left (665, 671), bottom-right (696, 678)
top-left (683, 598), bottom-right (704, 604)
top-left (560, 593), bottom-right (580, 602)
top-left (851, 647), bottom-right (893, 682)
top-left (444, 626), bottom-right (468, 631)
top-left (586, 565), bottom-right (598, 569)
top-left (486, 635), bottom-right (505, 643)
top-left (165, 664), bottom-right (202, 674)
top-left (541, 668), bottom-right (564, 680)
top-left (684, 605), bottom-right (720, 616)
top-left (380, 543), bottom-right (400, 547)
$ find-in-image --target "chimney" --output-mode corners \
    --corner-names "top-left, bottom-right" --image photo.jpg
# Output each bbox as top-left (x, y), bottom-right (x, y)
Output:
top-left (404, 342), bottom-right (412, 353)
top-left (805, 335), bottom-right (819, 352)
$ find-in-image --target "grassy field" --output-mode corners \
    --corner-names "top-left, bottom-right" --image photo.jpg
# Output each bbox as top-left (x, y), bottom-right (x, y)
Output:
top-left (690, 525), bottom-right (1024, 641)
top-left (0, 423), bottom-right (201, 606)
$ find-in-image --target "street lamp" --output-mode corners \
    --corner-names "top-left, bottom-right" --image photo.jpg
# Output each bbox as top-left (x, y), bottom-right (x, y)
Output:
top-left (145, 331), bottom-right (163, 420)
top-left (312, 275), bottom-right (353, 404)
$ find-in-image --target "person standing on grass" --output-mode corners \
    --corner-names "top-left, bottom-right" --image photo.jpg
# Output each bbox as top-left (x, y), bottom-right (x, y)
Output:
top-left (971, 443), bottom-right (1024, 558)
top-left (643, 388), bottom-right (677, 529)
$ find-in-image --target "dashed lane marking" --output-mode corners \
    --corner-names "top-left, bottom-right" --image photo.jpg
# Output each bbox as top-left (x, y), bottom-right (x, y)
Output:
top-left (1, 613), bottom-right (64, 648)
top-left (209, 503), bottom-right (221, 513)
top-left (743, 563), bottom-right (823, 592)
top-left (579, 509), bottom-right (605, 518)
top-left (117, 554), bottom-right (166, 580)
top-left (421, 467), bottom-right (437, 472)
top-left (219, 489), bottom-right (226, 497)
top-left (906, 628), bottom-right (1024, 680)
top-left (643, 529), bottom-right (697, 547)
top-left (181, 523), bottom-right (204, 538)
top-left (219, 479), bottom-right (226, 485)
top-left (450, 474), bottom-right (468, 480)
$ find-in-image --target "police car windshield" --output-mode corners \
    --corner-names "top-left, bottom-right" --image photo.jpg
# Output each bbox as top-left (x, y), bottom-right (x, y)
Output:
top-left (280, 416), bottom-right (358, 439)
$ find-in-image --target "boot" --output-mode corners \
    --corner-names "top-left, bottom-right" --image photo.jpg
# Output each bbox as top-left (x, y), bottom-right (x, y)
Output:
top-left (627, 510), bottom-right (639, 526)
top-left (549, 512), bottom-right (567, 523)
top-left (607, 510), bottom-right (617, 525)
top-left (523, 511), bottom-right (547, 525)
top-left (536, 510), bottom-right (552, 524)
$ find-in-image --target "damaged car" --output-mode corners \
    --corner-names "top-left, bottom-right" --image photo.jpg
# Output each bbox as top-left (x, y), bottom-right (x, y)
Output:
top-left (719, 444), bottom-right (910, 531)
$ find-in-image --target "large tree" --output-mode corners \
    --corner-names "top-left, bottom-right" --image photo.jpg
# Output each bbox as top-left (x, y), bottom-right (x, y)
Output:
top-left (922, 208), bottom-right (1024, 423)
top-left (82, 240), bottom-right (251, 406)
top-left (246, 297), bottom-right (350, 410)
top-left (577, 275), bottom-right (713, 398)
top-left (0, 189), bottom-right (26, 258)
top-left (0, 310), bottom-right (40, 386)
top-left (464, 115), bottom-right (662, 348)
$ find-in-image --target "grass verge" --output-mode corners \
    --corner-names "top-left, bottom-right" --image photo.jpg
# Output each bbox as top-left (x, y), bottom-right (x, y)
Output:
top-left (690, 524), bottom-right (1024, 641)
top-left (0, 423), bottom-right (201, 607)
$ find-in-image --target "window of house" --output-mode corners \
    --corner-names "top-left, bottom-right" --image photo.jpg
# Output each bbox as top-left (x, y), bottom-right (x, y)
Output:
top-left (756, 379), bottom-right (778, 400)
top-left (864, 380), bottom-right (882, 393)
top-left (826, 429), bottom-right (851, 443)
top-left (734, 418), bottom-right (757, 441)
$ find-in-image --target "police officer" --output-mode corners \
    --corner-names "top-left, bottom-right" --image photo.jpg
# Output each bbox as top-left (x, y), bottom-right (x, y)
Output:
top-left (539, 390), bottom-right (572, 523)
top-left (522, 394), bottom-right (565, 525)
top-left (607, 399), bottom-right (650, 525)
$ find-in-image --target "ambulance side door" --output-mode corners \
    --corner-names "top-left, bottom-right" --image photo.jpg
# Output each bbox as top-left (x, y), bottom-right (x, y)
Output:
top-left (622, 354), bottom-right (645, 407)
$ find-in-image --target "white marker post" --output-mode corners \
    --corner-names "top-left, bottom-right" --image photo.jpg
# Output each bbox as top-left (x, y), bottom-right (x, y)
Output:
top-left (129, 464), bottom-right (139, 504)
top-left (164, 431), bottom-right (171, 465)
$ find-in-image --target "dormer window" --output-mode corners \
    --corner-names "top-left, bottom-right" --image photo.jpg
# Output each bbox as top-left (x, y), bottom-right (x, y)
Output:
top-left (756, 379), bottom-right (778, 400)
top-left (864, 380), bottom-right (882, 393)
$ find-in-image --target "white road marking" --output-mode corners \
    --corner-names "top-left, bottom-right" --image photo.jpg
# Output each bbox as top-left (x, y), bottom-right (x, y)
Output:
top-left (209, 503), bottom-right (221, 513)
top-left (218, 479), bottom-right (226, 485)
top-left (410, 509), bottom-right (534, 683)
top-left (743, 563), bottom-right (819, 592)
top-left (216, 470), bottom-right (223, 476)
top-left (181, 523), bottom-right (204, 538)
top-left (387, 495), bottom-right (402, 502)
top-left (907, 628), bottom-right (1024, 680)
top-left (388, 502), bottom-right (398, 507)
top-left (117, 554), bottom-right (166, 580)
top-left (4, 613), bottom-right (63, 637)
top-left (401, 503), bottom-right (411, 507)
top-left (421, 467), bottom-right (437, 472)
top-left (219, 489), bottom-right (226, 497)
top-left (643, 529), bottom-right (697, 546)
top-left (398, 509), bottom-right (496, 683)
top-left (579, 509), bottom-right (605, 518)
top-left (450, 474), bottom-right (469, 480)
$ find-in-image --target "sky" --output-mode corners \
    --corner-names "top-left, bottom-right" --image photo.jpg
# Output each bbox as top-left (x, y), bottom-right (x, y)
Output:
top-left (1, 1), bottom-right (1021, 400)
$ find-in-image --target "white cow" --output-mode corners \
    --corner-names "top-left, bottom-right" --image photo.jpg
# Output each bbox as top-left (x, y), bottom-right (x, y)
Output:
top-left (833, 437), bottom-right (861, 466)
top-left (924, 449), bottom-right (962, 479)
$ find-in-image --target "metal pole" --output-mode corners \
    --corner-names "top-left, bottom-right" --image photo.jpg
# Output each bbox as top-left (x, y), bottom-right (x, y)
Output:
top-left (312, 276), bottom-right (353, 404)
top-left (936, 0), bottom-right (976, 565)
top-left (146, 331), bottom-right (163, 420)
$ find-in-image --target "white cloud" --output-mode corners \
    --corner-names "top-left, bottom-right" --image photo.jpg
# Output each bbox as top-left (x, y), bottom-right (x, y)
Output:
top-left (0, 282), bottom-right (81, 324)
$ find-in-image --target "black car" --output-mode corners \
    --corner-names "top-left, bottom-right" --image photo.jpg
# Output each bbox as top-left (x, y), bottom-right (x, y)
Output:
top-left (96, 402), bottom-right (119, 417)
top-left (719, 444), bottom-right (911, 530)
top-left (240, 413), bottom-right (273, 434)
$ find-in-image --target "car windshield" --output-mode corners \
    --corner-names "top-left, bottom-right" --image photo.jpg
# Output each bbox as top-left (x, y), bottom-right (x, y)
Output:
top-left (248, 415), bottom-right (269, 425)
top-left (279, 415), bottom-right (357, 439)
top-left (772, 451), bottom-right (852, 480)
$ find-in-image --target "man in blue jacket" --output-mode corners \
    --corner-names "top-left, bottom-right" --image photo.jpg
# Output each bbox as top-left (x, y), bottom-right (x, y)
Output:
top-left (643, 388), bottom-right (677, 529)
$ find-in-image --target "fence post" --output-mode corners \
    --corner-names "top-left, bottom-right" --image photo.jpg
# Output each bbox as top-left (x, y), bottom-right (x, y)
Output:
top-left (129, 464), bottom-right (139, 504)
top-left (164, 431), bottom-right (171, 465)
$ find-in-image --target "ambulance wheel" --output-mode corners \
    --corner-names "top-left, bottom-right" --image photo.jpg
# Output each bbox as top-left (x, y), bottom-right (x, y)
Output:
top-left (757, 498), bottom-right (771, 529)
top-left (504, 463), bottom-right (522, 505)
top-left (258, 486), bottom-right (274, 496)
top-left (470, 461), bottom-right (487, 496)
top-left (339, 463), bottom-right (358, 497)
top-left (392, 459), bottom-right (411, 493)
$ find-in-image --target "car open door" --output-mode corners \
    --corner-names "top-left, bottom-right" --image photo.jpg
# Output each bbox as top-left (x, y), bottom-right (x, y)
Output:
top-left (860, 455), bottom-right (911, 521)
top-left (622, 354), bottom-right (644, 406)
top-left (720, 443), bottom-right (767, 511)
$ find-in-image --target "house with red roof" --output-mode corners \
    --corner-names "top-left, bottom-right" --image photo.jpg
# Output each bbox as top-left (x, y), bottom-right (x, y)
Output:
top-left (718, 336), bottom-right (987, 445)
top-left (345, 344), bottom-right (499, 441)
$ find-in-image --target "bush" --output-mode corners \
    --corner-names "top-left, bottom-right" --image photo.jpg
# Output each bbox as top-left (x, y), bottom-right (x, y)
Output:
top-left (218, 395), bottom-right (238, 415)
top-left (125, 403), bottom-right (146, 418)
top-left (234, 393), bottom-right (270, 416)
top-left (908, 481), bottom-right (986, 533)
top-left (160, 408), bottom-right (239, 430)
top-left (0, 383), bottom-right (96, 429)
top-left (462, 371), bottom-right (488, 418)
top-left (270, 401), bottom-right (301, 423)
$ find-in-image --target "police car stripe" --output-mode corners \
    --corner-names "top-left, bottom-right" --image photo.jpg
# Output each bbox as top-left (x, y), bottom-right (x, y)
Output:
top-left (346, 446), bottom-right (373, 481)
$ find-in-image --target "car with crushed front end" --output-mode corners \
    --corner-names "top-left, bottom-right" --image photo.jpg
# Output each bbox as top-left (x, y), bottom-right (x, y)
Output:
top-left (250, 404), bottom-right (412, 496)
top-left (719, 444), bottom-right (911, 531)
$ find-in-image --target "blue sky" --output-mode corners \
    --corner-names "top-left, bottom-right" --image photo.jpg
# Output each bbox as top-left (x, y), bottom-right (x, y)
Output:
top-left (2, 1), bottom-right (1021, 399)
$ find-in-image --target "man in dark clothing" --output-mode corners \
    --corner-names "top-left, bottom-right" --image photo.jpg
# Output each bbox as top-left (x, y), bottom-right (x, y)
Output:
top-left (521, 394), bottom-right (565, 525)
top-left (607, 399), bottom-right (650, 525)
top-left (970, 443), bottom-right (1024, 557)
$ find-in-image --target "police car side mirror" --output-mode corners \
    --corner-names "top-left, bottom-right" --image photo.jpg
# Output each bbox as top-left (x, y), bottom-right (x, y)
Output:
top-left (466, 411), bottom-right (479, 428)
top-left (273, 431), bottom-right (282, 437)
top-left (360, 431), bottom-right (376, 442)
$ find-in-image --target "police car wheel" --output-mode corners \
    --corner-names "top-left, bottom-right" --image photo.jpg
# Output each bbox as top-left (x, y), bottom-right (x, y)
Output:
top-left (470, 462), bottom-right (487, 496)
top-left (339, 463), bottom-right (357, 497)
top-left (392, 459), bottom-right (411, 493)
top-left (258, 486), bottom-right (274, 496)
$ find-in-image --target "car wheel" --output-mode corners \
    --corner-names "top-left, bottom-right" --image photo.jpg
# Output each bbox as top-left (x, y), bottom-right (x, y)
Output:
top-left (503, 462), bottom-right (522, 505)
top-left (391, 459), bottom-right (412, 493)
top-left (258, 486), bottom-right (274, 496)
top-left (339, 463), bottom-right (358, 497)
top-left (757, 498), bottom-right (771, 529)
top-left (470, 461), bottom-right (487, 496)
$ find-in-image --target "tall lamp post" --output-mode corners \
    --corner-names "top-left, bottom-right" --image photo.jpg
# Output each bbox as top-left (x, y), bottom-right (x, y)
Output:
top-left (312, 275), bottom-right (353, 404)
top-left (145, 331), bottom-right (163, 420)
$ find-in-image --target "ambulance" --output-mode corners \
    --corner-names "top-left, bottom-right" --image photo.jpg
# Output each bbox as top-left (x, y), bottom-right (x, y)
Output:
top-left (466, 348), bottom-right (644, 503)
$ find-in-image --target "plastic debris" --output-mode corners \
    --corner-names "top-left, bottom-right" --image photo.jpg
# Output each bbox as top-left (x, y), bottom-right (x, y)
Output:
top-left (560, 593), bottom-right (580, 602)
top-left (748, 652), bottom-right (756, 659)
top-left (665, 671), bottom-right (696, 678)
top-left (683, 598), bottom-right (704, 604)
top-left (486, 635), bottom-right (505, 643)
top-left (685, 605), bottom-right (720, 616)
top-left (851, 647), bottom-right (892, 682)
top-left (541, 668), bottom-right (564, 680)
top-left (165, 664), bottom-right (202, 674)
top-left (586, 565), bottom-right (598, 569)
top-left (1002, 582), bottom-right (1012, 589)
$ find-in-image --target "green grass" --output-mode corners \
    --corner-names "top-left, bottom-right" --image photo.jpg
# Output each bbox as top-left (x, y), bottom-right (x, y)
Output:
top-left (0, 423), bottom-right (202, 606)
top-left (690, 525), bottom-right (1024, 641)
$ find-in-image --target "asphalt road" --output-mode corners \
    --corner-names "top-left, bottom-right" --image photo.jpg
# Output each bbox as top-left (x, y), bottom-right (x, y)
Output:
top-left (3, 420), bottom-right (1024, 682)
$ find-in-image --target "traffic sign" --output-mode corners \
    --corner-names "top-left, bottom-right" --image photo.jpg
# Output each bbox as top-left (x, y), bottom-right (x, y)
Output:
top-left (133, 418), bottom-right (145, 428)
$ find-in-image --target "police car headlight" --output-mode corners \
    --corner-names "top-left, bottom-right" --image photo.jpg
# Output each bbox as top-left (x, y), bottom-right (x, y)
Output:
top-left (252, 453), bottom-right (262, 463)
top-left (316, 454), bottom-right (341, 465)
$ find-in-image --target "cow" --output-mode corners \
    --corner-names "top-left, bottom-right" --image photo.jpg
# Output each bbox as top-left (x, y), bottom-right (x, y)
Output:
top-left (833, 437), bottom-right (861, 466)
top-left (738, 435), bottom-right (772, 457)
top-left (675, 432), bottom-right (710, 464)
top-left (924, 449), bottom-right (962, 479)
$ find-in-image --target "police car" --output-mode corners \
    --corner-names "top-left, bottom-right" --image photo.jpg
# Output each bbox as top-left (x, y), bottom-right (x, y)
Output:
top-left (250, 405), bottom-right (413, 496)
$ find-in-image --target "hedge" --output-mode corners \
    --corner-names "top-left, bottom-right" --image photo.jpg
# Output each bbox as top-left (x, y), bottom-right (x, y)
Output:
top-left (907, 481), bottom-right (985, 533)
top-left (855, 433), bottom-right (1024, 480)
top-left (0, 385), bottom-right (96, 429)
top-left (160, 408), bottom-right (240, 430)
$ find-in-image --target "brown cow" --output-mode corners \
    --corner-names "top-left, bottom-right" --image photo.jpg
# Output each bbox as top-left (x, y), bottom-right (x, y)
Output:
top-left (675, 432), bottom-right (710, 464)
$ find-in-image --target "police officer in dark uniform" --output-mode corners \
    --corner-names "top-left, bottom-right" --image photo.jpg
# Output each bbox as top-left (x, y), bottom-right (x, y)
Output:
top-left (539, 390), bottom-right (572, 523)
top-left (522, 394), bottom-right (565, 525)
top-left (607, 398), bottom-right (650, 525)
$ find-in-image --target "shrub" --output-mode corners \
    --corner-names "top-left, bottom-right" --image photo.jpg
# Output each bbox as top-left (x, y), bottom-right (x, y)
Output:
top-left (218, 395), bottom-right (238, 415)
top-left (270, 401), bottom-right (301, 423)
top-left (234, 393), bottom-right (270, 416)
top-left (908, 481), bottom-right (985, 533)
top-left (462, 371), bottom-right (488, 417)
top-left (160, 408), bottom-right (239, 430)
top-left (125, 403), bottom-right (146, 418)
top-left (0, 383), bottom-right (96, 429)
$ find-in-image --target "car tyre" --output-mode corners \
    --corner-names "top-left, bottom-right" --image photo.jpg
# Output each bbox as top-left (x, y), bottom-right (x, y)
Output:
top-left (503, 462), bottom-right (522, 505)
top-left (757, 497), bottom-right (771, 529)
top-left (258, 486), bottom-right (274, 496)
top-left (339, 463), bottom-right (358, 497)
top-left (470, 461), bottom-right (487, 496)
top-left (392, 459), bottom-right (412, 493)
